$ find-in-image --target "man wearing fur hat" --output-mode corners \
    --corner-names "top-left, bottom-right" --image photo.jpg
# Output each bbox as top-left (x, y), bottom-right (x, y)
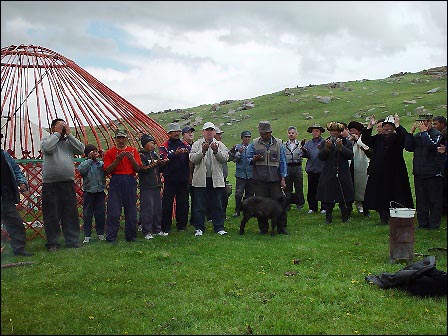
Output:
top-left (316, 122), bottom-right (355, 224)
top-left (246, 121), bottom-right (289, 234)
top-left (405, 112), bottom-right (444, 230)
top-left (78, 144), bottom-right (106, 243)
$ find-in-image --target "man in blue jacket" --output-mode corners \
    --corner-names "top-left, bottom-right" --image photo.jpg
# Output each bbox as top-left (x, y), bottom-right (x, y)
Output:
top-left (1, 134), bottom-right (33, 256)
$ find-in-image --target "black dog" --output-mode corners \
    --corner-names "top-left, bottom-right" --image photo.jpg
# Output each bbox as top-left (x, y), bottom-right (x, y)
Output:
top-left (239, 196), bottom-right (290, 236)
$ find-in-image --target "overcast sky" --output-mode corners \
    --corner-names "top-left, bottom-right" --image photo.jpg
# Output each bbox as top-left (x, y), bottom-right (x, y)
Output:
top-left (2, 1), bottom-right (447, 113)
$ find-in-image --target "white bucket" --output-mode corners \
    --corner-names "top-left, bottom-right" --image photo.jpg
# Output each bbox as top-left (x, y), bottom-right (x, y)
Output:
top-left (389, 207), bottom-right (415, 218)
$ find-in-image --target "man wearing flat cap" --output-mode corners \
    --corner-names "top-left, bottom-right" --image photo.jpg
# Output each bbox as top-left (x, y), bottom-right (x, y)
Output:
top-left (246, 121), bottom-right (289, 234)
top-left (229, 130), bottom-right (254, 217)
top-left (104, 128), bottom-right (142, 242)
top-left (159, 122), bottom-right (191, 234)
top-left (405, 112), bottom-right (444, 230)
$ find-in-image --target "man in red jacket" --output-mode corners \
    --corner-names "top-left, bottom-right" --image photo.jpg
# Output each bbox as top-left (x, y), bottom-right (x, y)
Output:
top-left (103, 129), bottom-right (142, 242)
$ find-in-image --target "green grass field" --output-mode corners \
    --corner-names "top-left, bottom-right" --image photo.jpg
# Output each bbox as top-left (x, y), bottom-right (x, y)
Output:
top-left (1, 67), bottom-right (447, 335)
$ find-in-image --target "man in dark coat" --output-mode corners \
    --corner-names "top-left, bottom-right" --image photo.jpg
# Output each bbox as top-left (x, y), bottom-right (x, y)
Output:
top-left (316, 122), bottom-right (355, 224)
top-left (362, 114), bottom-right (414, 224)
top-left (405, 112), bottom-right (444, 230)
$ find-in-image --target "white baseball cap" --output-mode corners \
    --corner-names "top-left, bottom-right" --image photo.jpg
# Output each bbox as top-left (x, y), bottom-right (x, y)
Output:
top-left (202, 122), bottom-right (216, 130)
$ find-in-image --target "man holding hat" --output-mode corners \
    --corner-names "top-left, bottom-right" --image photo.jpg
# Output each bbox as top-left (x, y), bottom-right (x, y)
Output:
top-left (302, 124), bottom-right (326, 214)
top-left (229, 130), bottom-right (254, 217)
top-left (103, 128), bottom-right (142, 242)
top-left (159, 122), bottom-right (191, 234)
top-left (405, 112), bottom-right (444, 230)
top-left (78, 144), bottom-right (106, 243)
top-left (246, 121), bottom-right (289, 234)
top-left (189, 121), bottom-right (229, 236)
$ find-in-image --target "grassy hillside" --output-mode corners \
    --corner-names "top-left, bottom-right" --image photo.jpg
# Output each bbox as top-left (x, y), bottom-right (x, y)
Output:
top-left (1, 66), bottom-right (446, 335)
top-left (149, 66), bottom-right (447, 146)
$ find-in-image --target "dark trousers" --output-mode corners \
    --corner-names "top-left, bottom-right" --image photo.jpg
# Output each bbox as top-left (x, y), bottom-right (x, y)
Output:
top-left (285, 166), bottom-right (305, 206)
top-left (252, 180), bottom-right (287, 232)
top-left (307, 172), bottom-right (324, 211)
top-left (140, 187), bottom-right (162, 235)
top-left (324, 202), bottom-right (351, 222)
top-left (42, 181), bottom-right (80, 249)
top-left (442, 168), bottom-right (447, 216)
top-left (1, 193), bottom-right (27, 253)
top-left (82, 191), bottom-right (105, 237)
top-left (234, 177), bottom-right (254, 215)
top-left (193, 178), bottom-right (225, 232)
top-left (106, 175), bottom-right (137, 242)
top-left (161, 181), bottom-right (189, 232)
top-left (414, 175), bottom-right (443, 229)
top-left (189, 184), bottom-right (195, 226)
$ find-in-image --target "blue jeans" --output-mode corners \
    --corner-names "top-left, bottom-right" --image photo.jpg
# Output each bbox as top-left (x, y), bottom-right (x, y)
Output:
top-left (82, 191), bottom-right (106, 237)
top-left (193, 178), bottom-right (225, 232)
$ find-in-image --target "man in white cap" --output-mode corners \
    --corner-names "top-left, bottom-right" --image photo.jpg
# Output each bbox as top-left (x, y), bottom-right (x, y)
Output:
top-left (189, 122), bottom-right (229, 236)
top-left (213, 127), bottom-right (231, 218)
top-left (246, 121), bottom-right (289, 234)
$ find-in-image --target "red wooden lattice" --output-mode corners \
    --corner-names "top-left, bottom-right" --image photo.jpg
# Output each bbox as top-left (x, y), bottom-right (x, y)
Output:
top-left (1, 44), bottom-right (168, 241)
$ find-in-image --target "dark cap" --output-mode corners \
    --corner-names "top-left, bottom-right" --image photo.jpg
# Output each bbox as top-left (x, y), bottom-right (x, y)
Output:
top-left (240, 130), bottom-right (252, 138)
top-left (115, 129), bottom-right (128, 138)
top-left (306, 124), bottom-right (325, 133)
top-left (258, 121), bottom-right (272, 133)
top-left (347, 121), bottom-right (365, 132)
top-left (141, 134), bottom-right (155, 147)
top-left (84, 144), bottom-right (98, 157)
top-left (182, 126), bottom-right (195, 134)
top-left (415, 112), bottom-right (434, 121)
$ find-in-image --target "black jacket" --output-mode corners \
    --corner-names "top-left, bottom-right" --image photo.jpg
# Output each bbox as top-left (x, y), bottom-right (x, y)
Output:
top-left (404, 127), bottom-right (444, 177)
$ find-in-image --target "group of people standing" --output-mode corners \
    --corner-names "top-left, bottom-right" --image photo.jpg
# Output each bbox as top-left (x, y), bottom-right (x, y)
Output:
top-left (1, 112), bottom-right (446, 256)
